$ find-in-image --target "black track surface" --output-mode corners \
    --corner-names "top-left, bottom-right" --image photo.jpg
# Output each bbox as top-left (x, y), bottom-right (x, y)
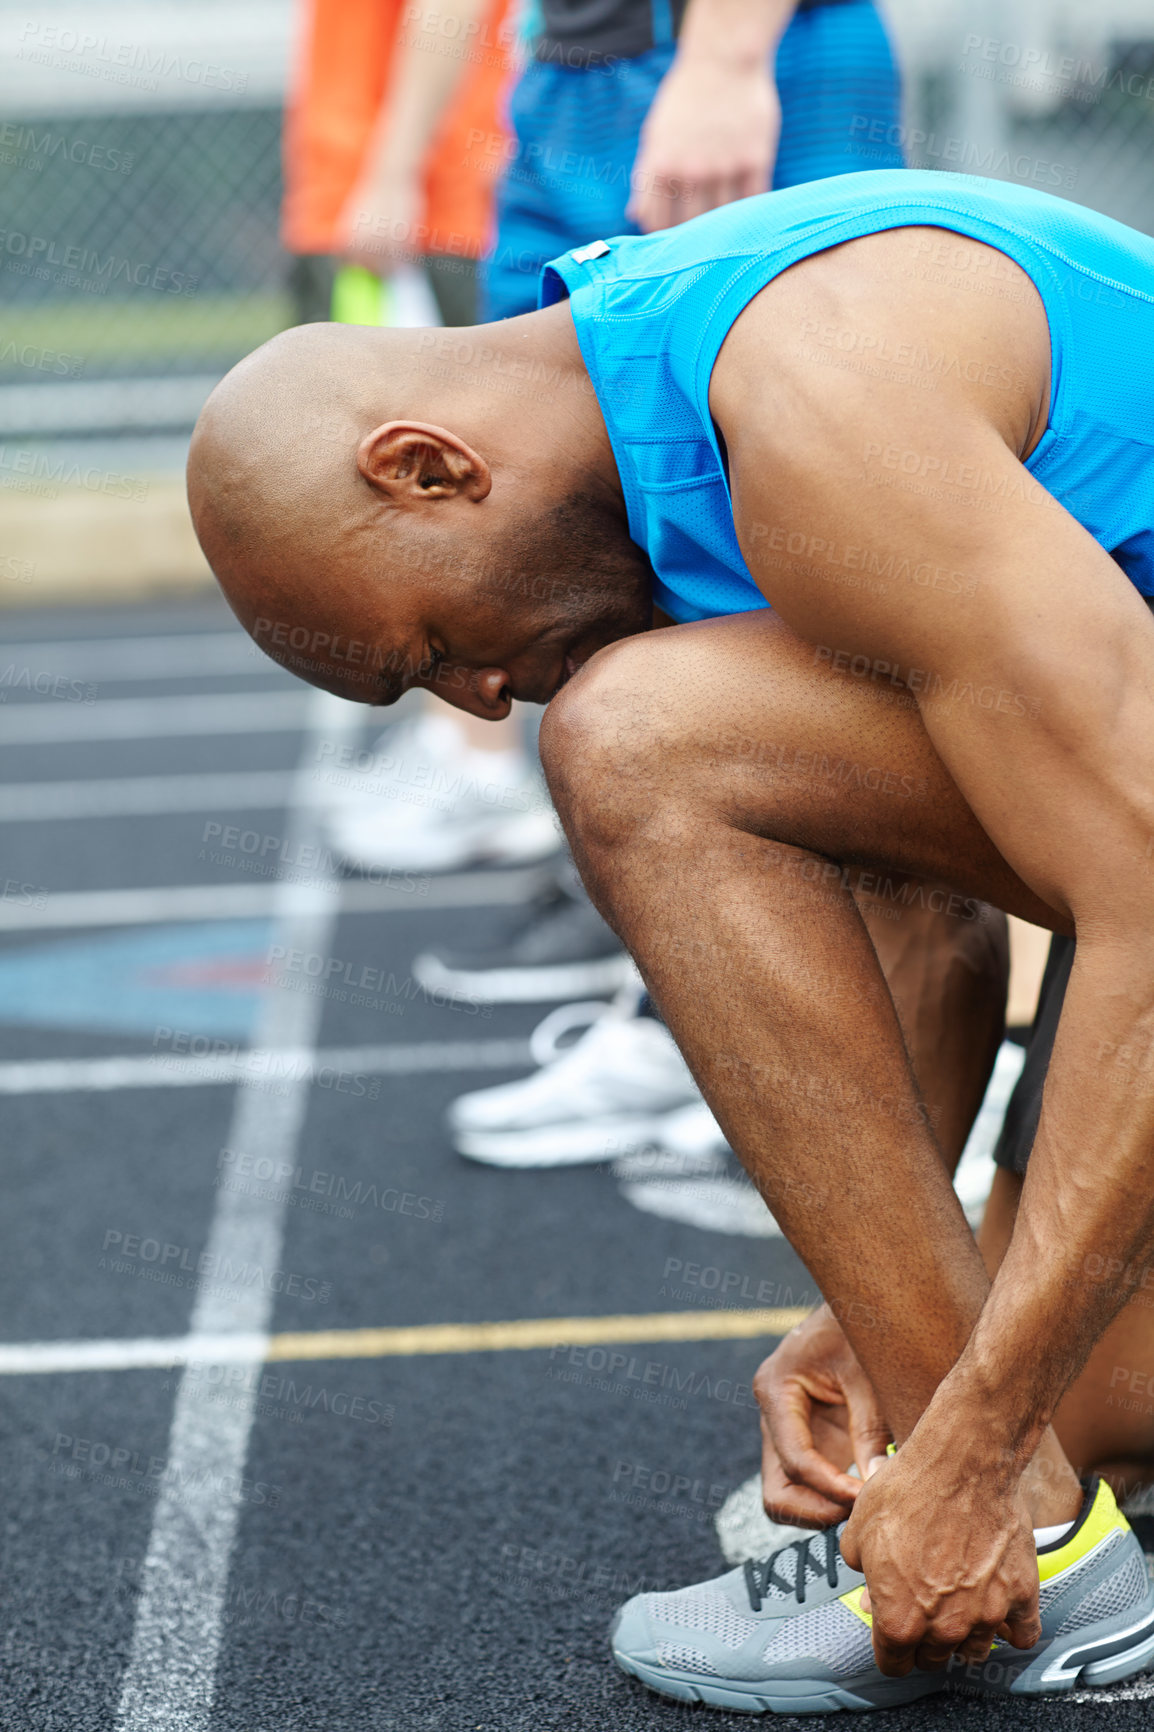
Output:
top-left (0, 597), bottom-right (1146, 1729)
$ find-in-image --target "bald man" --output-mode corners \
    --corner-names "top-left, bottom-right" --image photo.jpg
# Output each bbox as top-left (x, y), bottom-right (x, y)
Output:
top-left (190, 169), bottom-right (1154, 1708)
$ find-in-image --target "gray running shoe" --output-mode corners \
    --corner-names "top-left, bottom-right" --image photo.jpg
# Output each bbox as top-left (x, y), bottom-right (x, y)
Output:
top-left (611, 1477), bottom-right (1154, 1714)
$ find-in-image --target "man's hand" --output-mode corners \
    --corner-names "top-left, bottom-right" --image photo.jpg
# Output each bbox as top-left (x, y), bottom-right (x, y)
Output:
top-left (755, 1304), bottom-right (892, 1526)
top-left (338, 170), bottom-right (422, 274)
top-left (841, 1445), bottom-right (1042, 1675)
top-left (628, 56), bottom-right (779, 232)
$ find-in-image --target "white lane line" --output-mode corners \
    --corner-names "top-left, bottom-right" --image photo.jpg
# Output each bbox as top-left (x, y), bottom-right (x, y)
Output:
top-left (0, 1041), bottom-right (533, 1095)
top-left (115, 691), bottom-right (355, 1732)
top-left (1, 692), bottom-right (315, 744)
top-left (0, 865), bottom-right (555, 930)
top-left (0, 770), bottom-right (299, 821)
top-left (0, 1335), bottom-right (269, 1375)
top-left (1069, 1679), bottom-right (1154, 1702)
top-left (0, 634), bottom-right (262, 680)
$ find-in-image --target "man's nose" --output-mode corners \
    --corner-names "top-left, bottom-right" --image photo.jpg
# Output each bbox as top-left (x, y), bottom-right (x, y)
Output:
top-left (418, 663), bottom-right (512, 721)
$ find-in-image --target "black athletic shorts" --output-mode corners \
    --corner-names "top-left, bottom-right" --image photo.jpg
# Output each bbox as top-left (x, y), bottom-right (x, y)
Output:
top-left (993, 933), bottom-right (1074, 1175)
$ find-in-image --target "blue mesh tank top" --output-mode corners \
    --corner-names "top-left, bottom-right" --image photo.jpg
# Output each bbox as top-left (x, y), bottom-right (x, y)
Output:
top-left (538, 168), bottom-right (1154, 620)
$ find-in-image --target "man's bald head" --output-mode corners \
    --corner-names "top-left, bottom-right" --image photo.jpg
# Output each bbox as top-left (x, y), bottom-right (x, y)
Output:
top-left (187, 315), bottom-right (653, 714)
top-left (190, 322), bottom-right (422, 634)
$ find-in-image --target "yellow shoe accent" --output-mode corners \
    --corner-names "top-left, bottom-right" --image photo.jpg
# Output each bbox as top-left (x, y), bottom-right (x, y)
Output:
top-left (1036, 1477), bottom-right (1129, 1584)
top-left (838, 1478), bottom-right (1127, 1627)
top-left (840, 1583), bottom-right (872, 1628)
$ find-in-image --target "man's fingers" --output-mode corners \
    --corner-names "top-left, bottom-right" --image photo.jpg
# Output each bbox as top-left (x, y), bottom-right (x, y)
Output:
top-left (956, 1627), bottom-right (998, 1666)
top-left (761, 1422), bottom-right (852, 1527)
top-left (870, 1623), bottom-right (920, 1678)
top-left (1002, 1600), bottom-right (1043, 1651)
top-left (913, 1625), bottom-right (983, 1672)
top-left (847, 1402), bottom-right (892, 1487)
top-left (762, 1478), bottom-right (851, 1528)
top-left (772, 1387), bottom-right (862, 1505)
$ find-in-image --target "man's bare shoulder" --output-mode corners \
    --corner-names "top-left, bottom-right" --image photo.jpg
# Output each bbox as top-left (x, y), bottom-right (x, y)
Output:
top-left (710, 226), bottom-right (1051, 470)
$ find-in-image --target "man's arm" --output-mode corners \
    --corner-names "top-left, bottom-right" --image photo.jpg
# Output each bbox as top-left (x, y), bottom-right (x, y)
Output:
top-left (338, 0), bottom-right (490, 273)
top-left (713, 230), bottom-right (1154, 1671)
top-left (627, 0), bottom-right (794, 232)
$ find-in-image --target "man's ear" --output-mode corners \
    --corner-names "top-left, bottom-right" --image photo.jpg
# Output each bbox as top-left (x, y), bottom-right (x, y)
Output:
top-left (356, 420), bottom-right (491, 506)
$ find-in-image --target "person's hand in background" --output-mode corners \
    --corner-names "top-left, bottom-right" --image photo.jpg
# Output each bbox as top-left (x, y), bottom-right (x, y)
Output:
top-left (628, 0), bottom-right (796, 232)
top-left (339, 165), bottom-right (423, 274)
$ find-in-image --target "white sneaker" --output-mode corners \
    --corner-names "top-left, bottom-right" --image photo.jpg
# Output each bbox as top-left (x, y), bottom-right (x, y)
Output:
top-left (323, 711), bottom-right (560, 873)
top-left (714, 1473), bottom-right (816, 1567)
top-left (448, 1002), bottom-right (703, 1166)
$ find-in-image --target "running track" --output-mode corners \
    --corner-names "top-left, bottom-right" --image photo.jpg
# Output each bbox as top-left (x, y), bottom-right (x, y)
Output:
top-left (0, 594), bottom-right (1148, 1730)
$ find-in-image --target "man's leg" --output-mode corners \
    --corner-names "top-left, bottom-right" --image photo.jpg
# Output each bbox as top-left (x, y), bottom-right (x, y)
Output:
top-left (541, 609), bottom-right (1081, 1523)
top-left (860, 889), bottom-right (1007, 1173)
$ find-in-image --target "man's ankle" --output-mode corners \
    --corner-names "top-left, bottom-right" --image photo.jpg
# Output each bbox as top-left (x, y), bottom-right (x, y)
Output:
top-left (1023, 1466), bottom-right (1085, 1531)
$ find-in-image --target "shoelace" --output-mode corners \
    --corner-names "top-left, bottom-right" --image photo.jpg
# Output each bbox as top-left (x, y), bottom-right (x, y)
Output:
top-left (744, 1528), bottom-right (841, 1610)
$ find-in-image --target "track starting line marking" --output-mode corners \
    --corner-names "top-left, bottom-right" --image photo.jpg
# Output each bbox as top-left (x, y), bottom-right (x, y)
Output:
top-left (0, 1308), bottom-right (809, 1375)
top-left (0, 1039), bottom-right (535, 1094)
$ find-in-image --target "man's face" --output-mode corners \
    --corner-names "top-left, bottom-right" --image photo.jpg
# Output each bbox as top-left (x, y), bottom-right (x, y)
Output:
top-left (244, 490), bottom-right (654, 719)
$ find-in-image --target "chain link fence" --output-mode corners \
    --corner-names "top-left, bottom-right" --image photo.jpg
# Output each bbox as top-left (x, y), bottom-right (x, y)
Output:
top-left (0, 1), bottom-right (1152, 439)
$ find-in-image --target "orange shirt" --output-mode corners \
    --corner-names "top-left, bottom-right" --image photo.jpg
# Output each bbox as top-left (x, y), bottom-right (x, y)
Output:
top-left (282, 0), bottom-right (516, 257)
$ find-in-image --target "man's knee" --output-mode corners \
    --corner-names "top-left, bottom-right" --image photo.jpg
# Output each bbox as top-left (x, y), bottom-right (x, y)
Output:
top-left (539, 638), bottom-right (686, 854)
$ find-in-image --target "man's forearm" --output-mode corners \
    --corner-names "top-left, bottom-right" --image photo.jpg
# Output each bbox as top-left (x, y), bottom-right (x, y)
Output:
top-left (675, 0), bottom-right (797, 67)
top-left (925, 937), bottom-right (1154, 1477)
top-left (361, 0), bottom-right (490, 182)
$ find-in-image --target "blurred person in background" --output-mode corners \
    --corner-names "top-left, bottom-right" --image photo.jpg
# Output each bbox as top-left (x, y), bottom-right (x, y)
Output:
top-left (282, 0), bottom-right (561, 878)
top-left (282, 0), bottom-right (517, 323)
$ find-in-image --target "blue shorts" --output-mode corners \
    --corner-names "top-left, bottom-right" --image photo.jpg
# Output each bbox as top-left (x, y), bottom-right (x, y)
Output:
top-left (481, 0), bottom-right (904, 321)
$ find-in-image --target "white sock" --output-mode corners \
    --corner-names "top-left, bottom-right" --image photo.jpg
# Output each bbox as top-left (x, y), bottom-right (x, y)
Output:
top-left (1033, 1519), bottom-right (1076, 1547)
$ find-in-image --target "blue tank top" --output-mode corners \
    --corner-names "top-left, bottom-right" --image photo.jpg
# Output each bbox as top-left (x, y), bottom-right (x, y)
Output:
top-left (538, 169), bottom-right (1154, 619)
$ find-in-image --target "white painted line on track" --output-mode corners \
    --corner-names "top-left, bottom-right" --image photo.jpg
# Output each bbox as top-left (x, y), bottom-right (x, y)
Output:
top-left (0, 1334), bottom-right (269, 1374)
top-left (0, 865), bottom-right (556, 929)
top-left (1069, 1676), bottom-right (1154, 1702)
top-left (115, 689), bottom-right (357, 1732)
top-left (1, 692), bottom-right (314, 743)
top-left (0, 633), bottom-right (263, 681)
top-left (0, 1040), bottom-right (534, 1095)
top-left (0, 769), bottom-right (299, 821)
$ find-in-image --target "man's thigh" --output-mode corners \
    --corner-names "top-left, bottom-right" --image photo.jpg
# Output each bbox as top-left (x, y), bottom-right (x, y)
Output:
top-left (547, 608), bottom-right (1063, 934)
